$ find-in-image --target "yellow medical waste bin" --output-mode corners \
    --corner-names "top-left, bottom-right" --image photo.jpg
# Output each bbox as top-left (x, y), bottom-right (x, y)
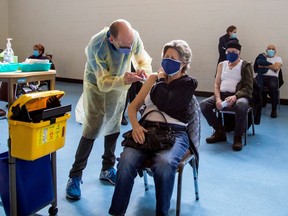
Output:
top-left (8, 90), bottom-right (71, 160)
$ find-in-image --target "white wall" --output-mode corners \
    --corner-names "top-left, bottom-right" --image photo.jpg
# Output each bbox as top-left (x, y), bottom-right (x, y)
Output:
top-left (0, 0), bottom-right (9, 48)
top-left (6, 0), bottom-right (288, 99)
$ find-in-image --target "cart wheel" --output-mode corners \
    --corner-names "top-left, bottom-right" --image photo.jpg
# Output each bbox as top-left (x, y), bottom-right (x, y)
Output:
top-left (48, 206), bottom-right (58, 215)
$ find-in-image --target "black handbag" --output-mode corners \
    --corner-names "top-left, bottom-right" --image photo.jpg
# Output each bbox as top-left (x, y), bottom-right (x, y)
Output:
top-left (121, 110), bottom-right (175, 152)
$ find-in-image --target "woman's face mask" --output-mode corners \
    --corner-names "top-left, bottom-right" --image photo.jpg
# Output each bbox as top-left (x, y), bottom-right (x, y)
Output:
top-left (33, 50), bottom-right (39, 57)
top-left (267, 49), bottom-right (275, 58)
top-left (161, 58), bottom-right (182, 76)
top-left (226, 52), bottom-right (239, 63)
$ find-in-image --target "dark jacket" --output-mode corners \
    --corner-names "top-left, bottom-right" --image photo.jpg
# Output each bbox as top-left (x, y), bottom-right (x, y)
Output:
top-left (253, 53), bottom-right (272, 75)
top-left (234, 60), bottom-right (254, 100)
top-left (150, 75), bottom-right (198, 123)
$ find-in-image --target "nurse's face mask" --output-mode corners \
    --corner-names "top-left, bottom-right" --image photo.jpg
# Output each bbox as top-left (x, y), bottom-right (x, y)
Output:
top-left (161, 58), bottom-right (182, 76)
top-left (114, 40), bottom-right (132, 54)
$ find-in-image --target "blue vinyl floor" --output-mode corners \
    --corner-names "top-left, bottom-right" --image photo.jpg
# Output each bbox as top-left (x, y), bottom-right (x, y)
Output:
top-left (0, 81), bottom-right (288, 216)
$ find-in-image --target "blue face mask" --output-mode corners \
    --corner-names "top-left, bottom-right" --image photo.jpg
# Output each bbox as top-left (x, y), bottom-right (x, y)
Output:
top-left (161, 58), bottom-right (182, 76)
top-left (267, 49), bottom-right (275, 57)
top-left (33, 50), bottom-right (39, 57)
top-left (118, 47), bottom-right (131, 54)
top-left (226, 52), bottom-right (239, 63)
top-left (114, 40), bottom-right (132, 54)
top-left (230, 33), bottom-right (237, 39)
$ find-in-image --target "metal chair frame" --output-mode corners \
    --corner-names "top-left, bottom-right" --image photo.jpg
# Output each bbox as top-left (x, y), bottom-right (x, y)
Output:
top-left (219, 106), bottom-right (255, 145)
top-left (140, 150), bottom-right (199, 216)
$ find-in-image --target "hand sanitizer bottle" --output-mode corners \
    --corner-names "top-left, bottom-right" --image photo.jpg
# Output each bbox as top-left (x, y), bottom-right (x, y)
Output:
top-left (3, 38), bottom-right (14, 63)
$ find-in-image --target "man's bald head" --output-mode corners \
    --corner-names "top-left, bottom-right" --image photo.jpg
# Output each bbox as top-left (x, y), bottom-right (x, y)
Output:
top-left (109, 19), bottom-right (134, 48)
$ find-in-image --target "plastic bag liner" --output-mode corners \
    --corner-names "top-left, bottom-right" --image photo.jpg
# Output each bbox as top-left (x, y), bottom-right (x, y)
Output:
top-left (75, 93), bottom-right (85, 124)
top-left (0, 152), bottom-right (54, 216)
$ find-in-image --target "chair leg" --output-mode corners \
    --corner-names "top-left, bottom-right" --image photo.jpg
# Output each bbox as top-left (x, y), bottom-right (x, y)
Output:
top-left (143, 170), bottom-right (149, 191)
top-left (251, 109), bottom-right (255, 135)
top-left (191, 157), bottom-right (199, 201)
top-left (176, 164), bottom-right (184, 216)
top-left (142, 154), bottom-right (200, 215)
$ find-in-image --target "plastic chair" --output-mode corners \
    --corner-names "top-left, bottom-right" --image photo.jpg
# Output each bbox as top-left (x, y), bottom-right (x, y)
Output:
top-left (219, 106), bottom-right (255, 145)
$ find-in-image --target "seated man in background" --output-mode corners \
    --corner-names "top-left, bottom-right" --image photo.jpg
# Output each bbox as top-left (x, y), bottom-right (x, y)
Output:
top-left (200, 40), bottom-right (253, 151)
top-left (254, 44), bottom-right (282, 118)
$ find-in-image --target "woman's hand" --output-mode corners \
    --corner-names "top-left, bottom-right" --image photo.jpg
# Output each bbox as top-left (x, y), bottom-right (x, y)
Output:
top-left (132, 125), bottom-right (148, 144)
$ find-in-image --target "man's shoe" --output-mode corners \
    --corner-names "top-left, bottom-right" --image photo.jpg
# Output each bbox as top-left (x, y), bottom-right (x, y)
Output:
top-left (66, 177), bottom-right (82, 200)
top-left (206, 129), bottom-right (227, 143)
top-left (270, 110), bottom-right (277, 118)
top-left (121, 117), bottom-right (128, 125)
top-left (232, 136), bottom-right (242, 151)
top-left (0, 109), bottom-right (6, 117)
top-left (99, 168), bottom-right (116, 185)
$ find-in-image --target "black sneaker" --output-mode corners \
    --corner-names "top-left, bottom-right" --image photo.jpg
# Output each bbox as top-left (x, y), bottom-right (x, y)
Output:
top-left (270, 110), bottom-right (277, 118)
top-left (206, 129), bottom-right (227, 143)
top-left (0, 109), bottom-right (6, 117)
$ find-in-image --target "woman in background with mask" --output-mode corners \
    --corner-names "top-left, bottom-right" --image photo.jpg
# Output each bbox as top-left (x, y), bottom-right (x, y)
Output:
top-left (217, 25), bottom-right (239, 65)
top-left (200, 40), bottom-right (253, 152)
top-left (109, 40), bottom-right (198, 216)
top-left (28, 44), bottom-right (55, 69)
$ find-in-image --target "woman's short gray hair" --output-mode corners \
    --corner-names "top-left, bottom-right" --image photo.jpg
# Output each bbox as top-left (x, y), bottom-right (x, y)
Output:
top-left (162, 40), bottom-right (192, 72)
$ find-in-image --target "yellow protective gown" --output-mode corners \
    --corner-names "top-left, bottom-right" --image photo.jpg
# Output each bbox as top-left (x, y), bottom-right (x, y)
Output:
top-left (82, 27), bottom-right (152, 139)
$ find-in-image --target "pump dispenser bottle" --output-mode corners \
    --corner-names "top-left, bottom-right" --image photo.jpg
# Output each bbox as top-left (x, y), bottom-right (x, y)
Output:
top-left (3, 38), bottom-right (14, 63)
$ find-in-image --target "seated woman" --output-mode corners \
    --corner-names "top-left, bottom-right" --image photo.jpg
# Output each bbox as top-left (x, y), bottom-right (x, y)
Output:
top-left (28, 44), bottom-right (55, 69)
top-left (200, 40), bottom-right (253, 151)
top-left (24, 44), bottom-right (55, 91)
top-left (109, 40), bottom-right (198, 216)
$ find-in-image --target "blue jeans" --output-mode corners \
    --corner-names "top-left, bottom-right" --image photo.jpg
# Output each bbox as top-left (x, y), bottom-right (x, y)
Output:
top-left (109, 130), bottom-right (189, 216)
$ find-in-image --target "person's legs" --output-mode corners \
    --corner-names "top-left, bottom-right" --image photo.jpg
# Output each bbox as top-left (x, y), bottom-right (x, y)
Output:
top-left (200, 96), bottom-right (226, 143)
top-left (152, 131), bottom-right (189, 216)
top-left (102, 132), bottom-right (120, 170)
top-left (109, 147), bottom-right (148, 216)
top-left (121, 90), bottom-right (130, 125)
top-left (67, 81), bottom-right (106, 199)
top-left (100, 132), bottom-right (120, 184)
top-left (263, 76), bottom-right (279, 117)
top-left (66, 136), bottom-right (95, 199)
top-left (233, 97), bottom-right (249, 151)
top-left (69, 136), bottom-right (95, 178)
